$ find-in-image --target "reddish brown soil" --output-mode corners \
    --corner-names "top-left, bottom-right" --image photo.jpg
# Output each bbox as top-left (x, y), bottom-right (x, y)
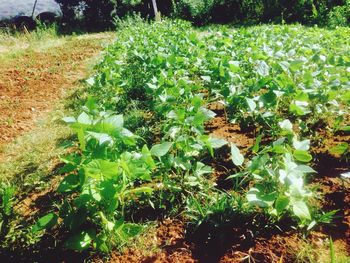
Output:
top-left (0, 35), bottom-right (112, 146)
top-left (206, 102), bottom-right (255, 151)
top-left (313, 154), bottom-right (350, 251)
top-left (205, 102), bottom-right (255, 190)
top-left (108, 219), bottom-right (195, 263)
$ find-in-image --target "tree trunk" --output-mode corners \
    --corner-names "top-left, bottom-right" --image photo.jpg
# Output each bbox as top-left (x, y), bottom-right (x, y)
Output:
top-left (151, 0), bottom-right (159, 17)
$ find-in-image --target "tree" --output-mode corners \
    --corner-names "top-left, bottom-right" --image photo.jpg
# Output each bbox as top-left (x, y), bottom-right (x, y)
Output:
top-left (151, 0), bottom-right (158, 16)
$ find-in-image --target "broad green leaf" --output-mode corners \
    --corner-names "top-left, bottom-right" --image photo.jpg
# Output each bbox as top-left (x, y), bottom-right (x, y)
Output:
top-left (293, 150), bottom-right (312, 163)
top-left (292, 201), bottom-right (311, 220)
top-left (84, 160), bottom-right (119, 179)
top-left (295, 92), bottom-right (309, 102)
top-left (150, 142), bottom-right (173, 157)
top-left (191, 96), bottom-right (203, 109)
top-left (208, 137), bottom-right (227, 149)
top-left (62, 116), bottom-right (76, 124)
top-left (77, 128), bottom-right (86, 151)
top-left (290, 60), bottom-right (303, 71)
top-left (200, 108), bottom-right (216, 119)
top-left (142, 145), bottom-right (156, 169)
top-left (275, 196), bottom-right (289, 215)
top-left (121, 128), bottom-right (136, 145)
top-left (293, 138), bottom-right (310, 151)
top-left (146, 83), bottom-right (158, 90)
top-left (290, 103), bottom-right (307, 116)
top-left (84, 96), bottom-right (97, 111)
top-left (295, 165), bottom-right (316, 174)
top-left (228, 60), bottom-right (240, 72)
top-left (231, 143), bottom-right (244, 166)
top-left (278, 61), bottom-right (289, 71)
top-left (32, 213), bottom-right (58, 232)
top-left (1, 185), bottom-right (15, 216)
top-left (103, 115), bottom-right (124, 129)
top-left (99, 212), bottom-right (115, 231)
top-left (246, 187), bottom-right (276, 207)
top-left (87, 132), bottom-right (113, 146)
top-left (201, 76), bottom-right (211, 82)
top-left (57, 174), bottom-right (80, 193)
top-left (246, 98), bottom-right (256, 112)
top-left (195, 162), bottom-right (212, 176)
top-left (85, 77), bottom-right (95, 86)
top-left (247, 191), bottom-right (268, 207)
top-left (272, 145), bottom-right (287, 154)
top-left (77, 112), bottom-right (92, 125)
top-left (256, 60), bottom-right (270, 77)
top-left (260, 91), bottom-right (277, 105)
top-left (279, 119), bottom-right (293, 132)
top-left (342, 91), bottom-right (350, 103)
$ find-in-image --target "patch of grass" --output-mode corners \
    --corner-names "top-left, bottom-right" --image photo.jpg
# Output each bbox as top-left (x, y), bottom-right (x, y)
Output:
top-left (295, 238), bottom-right (349, 263)
top-left (0, 24), bottom-right (63, 58)
top-left (0, 109), bottom-right (72, 193)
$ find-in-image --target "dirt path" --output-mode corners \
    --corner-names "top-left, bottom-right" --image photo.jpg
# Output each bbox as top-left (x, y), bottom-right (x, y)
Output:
top-left (0, 32), bottom-right (114, 145)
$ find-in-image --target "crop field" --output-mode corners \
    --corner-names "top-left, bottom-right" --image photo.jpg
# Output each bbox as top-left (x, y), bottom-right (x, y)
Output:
top-left (0, 19), bottom-right (349, 262)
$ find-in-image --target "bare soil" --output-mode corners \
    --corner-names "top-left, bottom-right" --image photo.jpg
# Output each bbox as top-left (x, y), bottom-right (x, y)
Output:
top-left (0, 33), bottom-right (113, 146)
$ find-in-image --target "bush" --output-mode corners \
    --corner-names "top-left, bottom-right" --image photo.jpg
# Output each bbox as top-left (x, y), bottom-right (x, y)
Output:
top-left (55, 0), bottom-right (350, 28)
top-left (55, 0), bottom-right (151, 30)
top-left (171, 0), bottom-right (346, 25)
top-left (172, 0), bottom-right (216, 24)
top-left (328, 1), bottom-right (350, 27)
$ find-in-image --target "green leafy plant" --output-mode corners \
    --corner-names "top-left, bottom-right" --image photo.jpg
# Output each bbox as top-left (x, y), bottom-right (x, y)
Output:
top-left (30, 18), bottom-right (349, 254)
top-left (0, 184), bottom-right (15, 238)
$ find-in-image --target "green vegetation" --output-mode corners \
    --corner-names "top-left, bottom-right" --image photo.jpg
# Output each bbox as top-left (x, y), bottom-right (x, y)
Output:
top-left (19, 18), bottom-right (347, 253)
top-left (0, 23), bottom-right (60, 58)
top-left (57, 0), bottom-right (350, 28)
top-left (0, 16), bottom-right (349, 261)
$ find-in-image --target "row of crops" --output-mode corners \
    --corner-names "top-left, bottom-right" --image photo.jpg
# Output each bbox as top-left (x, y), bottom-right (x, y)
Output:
top-left (32, 19), bottom-right (350, 253)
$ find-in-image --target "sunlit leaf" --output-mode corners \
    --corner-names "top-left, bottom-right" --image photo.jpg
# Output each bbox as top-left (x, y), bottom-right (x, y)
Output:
top-left (231, 143), bottom-right (244, 166)
top-left (150, 142), bottom-right (173, 157)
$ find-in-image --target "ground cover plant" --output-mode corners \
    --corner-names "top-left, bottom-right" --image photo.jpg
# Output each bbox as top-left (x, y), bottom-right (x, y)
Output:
top-left (0, 18), bottom-right (349, 262)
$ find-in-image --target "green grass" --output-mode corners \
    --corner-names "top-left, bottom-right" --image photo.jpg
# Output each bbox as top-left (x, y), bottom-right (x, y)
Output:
top-left (0, 109), bottom-right (72, 191)
top-left (0, 24), bottom-right (61, 57)
top-left (295, 238), bottom-right (349, 263)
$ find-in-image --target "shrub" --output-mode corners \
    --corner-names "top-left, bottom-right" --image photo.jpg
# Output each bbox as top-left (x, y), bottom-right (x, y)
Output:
top-left (55, 0), bottom-right (150, 30)
top-left (328, 1), bottom-right (350, 27)
top-left (171, 0), bottom-right (348, 25)
top-left (55, 0), bottom-right (350, 29)
top-left (172, 0), bottom-right (216, 24)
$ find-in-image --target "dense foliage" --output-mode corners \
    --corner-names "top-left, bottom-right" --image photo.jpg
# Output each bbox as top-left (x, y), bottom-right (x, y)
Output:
top-left (55, 0), bottom-right (350, 28)
top-left (23, 18), bottom-right (348, 252)
top-left (173, 0), bottom-right (349, 25)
